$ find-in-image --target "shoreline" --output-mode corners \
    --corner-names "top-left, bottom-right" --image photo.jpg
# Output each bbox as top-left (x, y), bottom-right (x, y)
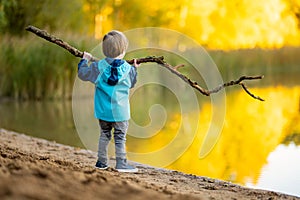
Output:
top-left (0, 128), bottom-right (299, 200)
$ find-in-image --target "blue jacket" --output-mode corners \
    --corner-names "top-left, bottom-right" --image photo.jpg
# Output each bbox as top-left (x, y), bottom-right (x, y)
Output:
top-left (78, 58), bottom-right (137, 122)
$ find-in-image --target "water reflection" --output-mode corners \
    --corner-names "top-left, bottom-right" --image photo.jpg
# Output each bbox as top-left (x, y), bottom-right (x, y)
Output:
top-left (246, 143), bottom-right (300, 197)
top-left (164, 87), bottom-right (300, 185)
top-left (0, 100), bottom-right (83, 147)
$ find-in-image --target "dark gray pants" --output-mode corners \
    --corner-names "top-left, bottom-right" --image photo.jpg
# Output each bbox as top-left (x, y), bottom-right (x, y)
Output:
top-left (97, 120), bottom-right (129, 165)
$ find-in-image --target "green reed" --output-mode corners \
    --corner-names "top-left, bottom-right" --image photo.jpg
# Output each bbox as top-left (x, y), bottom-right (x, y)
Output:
top-left (209, 47), bottom-right (300, 86)
top-left (0, 34), bottom-right (96, 100)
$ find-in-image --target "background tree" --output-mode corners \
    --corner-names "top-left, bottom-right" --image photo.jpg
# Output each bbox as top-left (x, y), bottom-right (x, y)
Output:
top-left (0, 0), bottom-right (88, 36)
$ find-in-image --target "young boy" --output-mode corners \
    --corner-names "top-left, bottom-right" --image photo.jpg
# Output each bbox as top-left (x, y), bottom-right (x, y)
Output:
top-left (77, 30), bottom-right (139, 173)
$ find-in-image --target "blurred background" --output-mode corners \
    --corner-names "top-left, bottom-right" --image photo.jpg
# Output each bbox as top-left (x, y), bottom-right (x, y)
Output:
top-left (0, 0), bottom-right (300, 197)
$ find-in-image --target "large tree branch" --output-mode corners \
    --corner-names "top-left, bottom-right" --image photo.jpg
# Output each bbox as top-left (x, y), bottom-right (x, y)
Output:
top-left (25, 25), bottom-right (264, 101)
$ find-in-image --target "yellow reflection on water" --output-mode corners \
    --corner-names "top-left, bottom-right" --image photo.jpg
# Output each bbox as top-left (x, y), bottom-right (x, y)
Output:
top-left (131, 86), bottom-right (300, 185)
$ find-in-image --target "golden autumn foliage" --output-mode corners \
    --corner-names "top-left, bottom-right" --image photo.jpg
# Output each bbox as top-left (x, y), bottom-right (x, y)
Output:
top-left (84, 0), bottom-right (300, 50)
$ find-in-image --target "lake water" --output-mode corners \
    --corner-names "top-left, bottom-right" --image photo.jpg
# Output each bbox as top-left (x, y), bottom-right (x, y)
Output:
top-left (0, 63), bottom-right (300, 197)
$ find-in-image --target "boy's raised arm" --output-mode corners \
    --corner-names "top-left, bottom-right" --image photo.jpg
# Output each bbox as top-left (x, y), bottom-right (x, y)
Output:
top-left (77, 58), bottom-right (99, 83)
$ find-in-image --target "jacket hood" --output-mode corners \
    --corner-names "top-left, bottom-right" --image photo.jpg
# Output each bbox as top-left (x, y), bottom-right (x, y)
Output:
top-left (100, 58), bottom-right (130, 86)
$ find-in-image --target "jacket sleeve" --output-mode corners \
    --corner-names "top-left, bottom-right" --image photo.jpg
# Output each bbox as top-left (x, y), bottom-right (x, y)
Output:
top-left (129, 66), bottom-right (137, 88)
top-left (77, 59), bottom-right (100, 83)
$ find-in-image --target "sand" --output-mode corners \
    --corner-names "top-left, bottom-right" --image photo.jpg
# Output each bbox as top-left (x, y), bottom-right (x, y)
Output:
top-left (0, 128), bottom-right (299, 200)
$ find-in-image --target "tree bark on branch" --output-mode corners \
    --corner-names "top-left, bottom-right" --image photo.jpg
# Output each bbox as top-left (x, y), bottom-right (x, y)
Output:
top-left (25, 25), bottom-right (264, 101)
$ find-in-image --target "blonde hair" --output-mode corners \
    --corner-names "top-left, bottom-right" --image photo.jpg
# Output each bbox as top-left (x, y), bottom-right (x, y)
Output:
top-left (102, 30), bottom-right (128, 58)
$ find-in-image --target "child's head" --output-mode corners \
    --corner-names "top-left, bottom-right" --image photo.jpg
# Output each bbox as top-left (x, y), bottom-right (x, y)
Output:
top-left (102, 30), bottom-right (128, 58)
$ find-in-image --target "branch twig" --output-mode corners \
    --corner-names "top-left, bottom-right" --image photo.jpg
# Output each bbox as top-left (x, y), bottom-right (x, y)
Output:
top-left (25, 25), bottom-right (264, 101)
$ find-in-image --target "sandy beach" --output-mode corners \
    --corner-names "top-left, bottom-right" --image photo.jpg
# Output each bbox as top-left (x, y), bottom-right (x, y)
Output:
top-left (0, 128), bottom-right (299, 200)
